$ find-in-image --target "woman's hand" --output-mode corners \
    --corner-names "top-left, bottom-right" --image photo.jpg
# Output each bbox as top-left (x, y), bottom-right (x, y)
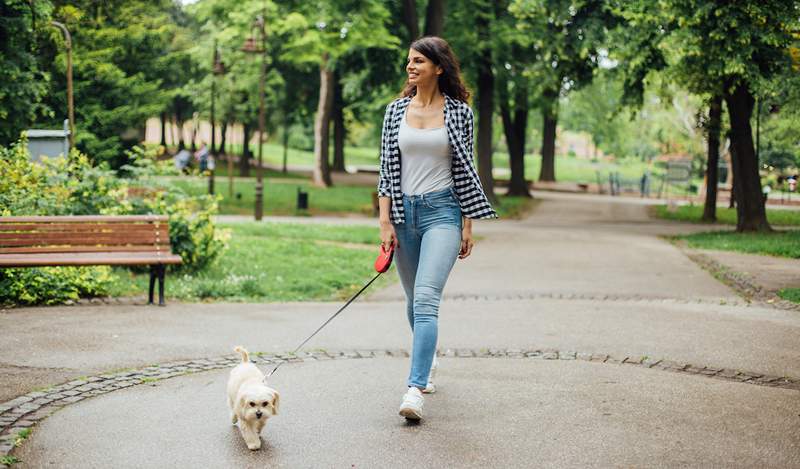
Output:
top-left (459, 225), bottom-right (474, 259)
top-left (379, 220), bottom-right (397, 250)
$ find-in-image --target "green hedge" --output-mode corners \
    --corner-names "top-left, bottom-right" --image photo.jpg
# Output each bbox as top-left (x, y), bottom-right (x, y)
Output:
top-left (0, 140), bottom-right (227, 306)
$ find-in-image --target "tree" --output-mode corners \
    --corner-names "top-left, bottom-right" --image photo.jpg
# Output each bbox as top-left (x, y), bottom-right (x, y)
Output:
top-left (618, 0), bottom-right (798, 232)
top-left (279, 0), bottom-right (400, 187)
top-left (0, 0), bottom-right (52, 146)
top-left (36, 0), bottom-right (181, 167)
top-left (510, 0), bottom-right (618, 182)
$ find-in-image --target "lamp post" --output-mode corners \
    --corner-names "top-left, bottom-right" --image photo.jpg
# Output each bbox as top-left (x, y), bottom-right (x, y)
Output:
top-left (210, 42), bottom-right (226, 195)
top-left (50, 21), bottom-right (74, 149)
top-left (241, 13), bottom-right (267, 221)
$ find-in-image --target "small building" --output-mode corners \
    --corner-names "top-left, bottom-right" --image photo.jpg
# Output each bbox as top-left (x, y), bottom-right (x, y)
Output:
top-left (26, 120), bottom-right (71, 162)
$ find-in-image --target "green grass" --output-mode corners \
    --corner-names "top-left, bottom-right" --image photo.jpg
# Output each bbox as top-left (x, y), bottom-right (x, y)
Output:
top-left (777, 288), bottom-right (800, 303)
top-left (14, 428), bottom-right (31, 447)
top-left (108, 222), bottom-right (394, 302)
top-left (169, 176), bottom-right (376, 216)
top-left (222, 142), bottom-right (380, 168)
top-left (652, 204), bottom-right (800, 226)
top-left (217, 142), bottom-right (663, 184)
top-left (672, 230), bottom-right (800, 259)
top-left (1, 455), bottom-right (20, 465)
top-left (168, 176), bottom-right (535, 219)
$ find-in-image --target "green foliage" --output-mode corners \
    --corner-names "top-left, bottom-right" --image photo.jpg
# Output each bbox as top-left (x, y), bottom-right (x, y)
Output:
top-left (777, 288), bottom-right (800, 304)
top-left (0, 0), bottom-right (52, 146)
top-left (33, 1), bottom-right (188, 167)
top-left (0, 140), bottom-right (227, 306)
top-left (0, 265), bottom-right (115, 306)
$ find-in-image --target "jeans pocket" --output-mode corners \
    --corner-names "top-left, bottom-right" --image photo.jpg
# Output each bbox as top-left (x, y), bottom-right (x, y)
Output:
top-left (425, 193), bottom-right (460, 210)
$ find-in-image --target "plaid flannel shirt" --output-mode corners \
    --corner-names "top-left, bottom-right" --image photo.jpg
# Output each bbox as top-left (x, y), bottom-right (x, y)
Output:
top-left (377, 94), bottom-right (498, 224)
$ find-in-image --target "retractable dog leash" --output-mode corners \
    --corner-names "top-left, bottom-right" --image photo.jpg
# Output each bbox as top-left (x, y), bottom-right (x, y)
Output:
top-left (263, 243), bottom-right (395, 382)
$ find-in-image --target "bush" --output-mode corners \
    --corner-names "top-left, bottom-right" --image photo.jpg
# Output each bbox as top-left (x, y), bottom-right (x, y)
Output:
top-left (0, 266), bottom-right (115, 306)
top-left (0, 140), bottom-right (228, 306)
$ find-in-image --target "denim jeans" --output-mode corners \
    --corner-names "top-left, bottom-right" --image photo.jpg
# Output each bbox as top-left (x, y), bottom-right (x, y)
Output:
top-left (393, 186), bottom-right (462, 388)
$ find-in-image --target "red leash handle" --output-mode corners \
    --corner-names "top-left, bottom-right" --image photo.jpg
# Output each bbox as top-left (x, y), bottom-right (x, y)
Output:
top-left (374, 243), bottom-right (394, 273)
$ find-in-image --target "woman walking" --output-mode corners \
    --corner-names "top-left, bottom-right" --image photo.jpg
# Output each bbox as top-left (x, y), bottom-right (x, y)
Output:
top-left (377, 36), bottom-right (497, 421)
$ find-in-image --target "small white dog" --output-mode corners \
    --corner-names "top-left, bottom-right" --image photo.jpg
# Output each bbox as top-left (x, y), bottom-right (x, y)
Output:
top-left (227, 346), bottom-right (280, 450)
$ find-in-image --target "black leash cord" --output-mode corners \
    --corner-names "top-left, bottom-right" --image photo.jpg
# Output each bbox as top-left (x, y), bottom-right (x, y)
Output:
top-left (264, 271), bottom-right (383, 380)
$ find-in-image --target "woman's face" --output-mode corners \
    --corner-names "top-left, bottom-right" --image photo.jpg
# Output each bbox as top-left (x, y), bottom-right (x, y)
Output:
top-left (406, 48), bottom-right (441, 87)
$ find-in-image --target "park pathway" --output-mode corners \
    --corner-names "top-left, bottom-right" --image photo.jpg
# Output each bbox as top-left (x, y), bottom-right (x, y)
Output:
top-left (2, 191), bottom-right (799, 468)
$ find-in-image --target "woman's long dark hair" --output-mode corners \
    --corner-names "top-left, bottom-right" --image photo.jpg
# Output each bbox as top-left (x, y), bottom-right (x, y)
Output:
top-left (400, 36), bottom-right (470, 103)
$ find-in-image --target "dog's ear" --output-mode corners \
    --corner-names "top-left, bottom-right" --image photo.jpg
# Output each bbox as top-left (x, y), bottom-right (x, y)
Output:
top-left (271, 390), bottom-right (280, 415)
top-left (237, 394), bottom-right (249, 415)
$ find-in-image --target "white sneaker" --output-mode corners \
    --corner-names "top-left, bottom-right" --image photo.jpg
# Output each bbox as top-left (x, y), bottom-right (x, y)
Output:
top-left (398, 387), bottom-right (424, 420)
top-left (423, 355), bottom-right (438, 394)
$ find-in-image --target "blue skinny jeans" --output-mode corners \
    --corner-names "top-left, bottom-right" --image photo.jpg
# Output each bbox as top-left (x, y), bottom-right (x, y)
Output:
top-left (393, 186), bottom-right (462, 389)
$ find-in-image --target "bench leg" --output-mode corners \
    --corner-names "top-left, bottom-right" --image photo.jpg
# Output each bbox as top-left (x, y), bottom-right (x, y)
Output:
top-left (158, 265), bottom-right (166, 306)
top-left (148, 265), bottom-right (157, 305)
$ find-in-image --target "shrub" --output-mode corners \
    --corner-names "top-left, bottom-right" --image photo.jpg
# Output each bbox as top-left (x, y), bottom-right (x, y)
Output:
top-left (0, 140), bottom-right (227, 306)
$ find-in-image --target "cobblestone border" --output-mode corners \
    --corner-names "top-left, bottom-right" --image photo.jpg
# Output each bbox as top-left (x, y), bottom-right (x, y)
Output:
top-left (1, 290), bottom-right (754, 313)
top-left (685, 250), bottom-right (800, 312)
top-left (439, 292), bottom-right (749, 306)
top-left (1, 348), bottom-right (798, 465)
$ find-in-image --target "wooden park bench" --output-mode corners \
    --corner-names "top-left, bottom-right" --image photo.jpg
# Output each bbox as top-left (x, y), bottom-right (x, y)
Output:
top-left (0, 215), bottom-right (182, 306)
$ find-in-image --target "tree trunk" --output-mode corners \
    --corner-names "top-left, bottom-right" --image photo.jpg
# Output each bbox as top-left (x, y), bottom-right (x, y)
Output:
top-left (282, 116), bottom-right (289, 174)
top-left (332, 70), bottom-right (346, 172)
top-left (724, 82), bottom-right (771, 232)
top-left (702, 94), bottom-right (722, 222)
top-left (160, 112), bottom-right (167, 147)
top-left (475, 4), bottom-right (496, 203)
top-left (402, 0), bottom-right (419, 42)
top-left (539, 89), bottom-right (558, 182)
top-left (313, 53), bottom-right (334, 187)
top-left (499, 80), bottom-right (530, 197)
top-left (424, 0), bottom-right (445, 37)
top-left (219, 121), bottom-right (227, 156)
top-left (241, 122), bottom-right (252, 177)
top-left (176, 116), bottom-right (185, 150)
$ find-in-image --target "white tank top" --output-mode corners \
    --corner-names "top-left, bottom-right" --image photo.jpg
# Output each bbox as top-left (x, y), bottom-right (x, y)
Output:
top-left (398, 109), bottom-right (453, 196)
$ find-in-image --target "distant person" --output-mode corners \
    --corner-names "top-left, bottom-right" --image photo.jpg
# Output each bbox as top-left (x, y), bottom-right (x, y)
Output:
top-left (377, 36), bottom-right (497, 422)
top-left (195, 142), bottom-right (210, 172)
top-left (174, 148), bottom-right (192, 173)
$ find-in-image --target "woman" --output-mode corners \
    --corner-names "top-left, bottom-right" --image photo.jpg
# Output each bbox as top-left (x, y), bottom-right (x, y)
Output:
top-left (377, 36), bottom-right (497, 421)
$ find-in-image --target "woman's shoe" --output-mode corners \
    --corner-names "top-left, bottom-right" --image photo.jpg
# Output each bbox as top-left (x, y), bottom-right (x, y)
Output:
top-left (398, 387), bottom-right (424, 420)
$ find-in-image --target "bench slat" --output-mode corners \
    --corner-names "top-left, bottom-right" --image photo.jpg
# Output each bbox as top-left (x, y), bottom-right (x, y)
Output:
top-left (0, 245), bottom-right (170, 254)
top-left (0, 252), bottom-right (183, 267)
top-left (0, 229), bottom-right (169, 243)
top-left (0, 215), bottom-right (169, 223)
top-left (0, 223), bottom-right (168, 233)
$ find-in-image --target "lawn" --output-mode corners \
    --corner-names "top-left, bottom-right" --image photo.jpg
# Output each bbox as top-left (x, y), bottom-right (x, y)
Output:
top-left (167, 175), bottom-right (536, 219)
top-left (670, 230), bottom-right (800, 259)
top-left (215, 143), bottom-right (667, 185)
top-left (778, 288), bottom-right (800, 303)
top-left (108, 222), bottom-right (395, 302)
top-left (652, 204), bottom-right (800, 226)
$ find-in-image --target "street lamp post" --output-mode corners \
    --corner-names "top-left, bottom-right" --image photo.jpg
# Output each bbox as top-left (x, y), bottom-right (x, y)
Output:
top-left (242, 14), bottom-right (267, 221)
top-left (51, 21), bottom-right (74, 149)
top-left (210, 42), bottom-right (226, 195)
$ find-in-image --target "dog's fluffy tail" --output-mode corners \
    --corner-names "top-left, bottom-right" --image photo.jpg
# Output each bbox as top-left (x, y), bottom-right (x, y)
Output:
top-left (234, 346), bottom-right (249, 363)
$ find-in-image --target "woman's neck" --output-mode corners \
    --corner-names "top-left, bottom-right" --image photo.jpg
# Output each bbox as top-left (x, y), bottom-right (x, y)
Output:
top-left (413, 83), bottom-right (443, 107)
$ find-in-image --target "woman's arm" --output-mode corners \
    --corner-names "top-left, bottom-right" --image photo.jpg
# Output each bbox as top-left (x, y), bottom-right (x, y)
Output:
top-left (377, 102), bottom-right (397, 248)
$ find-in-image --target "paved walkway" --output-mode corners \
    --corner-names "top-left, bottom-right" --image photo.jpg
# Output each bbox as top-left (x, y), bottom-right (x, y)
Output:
top-left (2, 192), bottom-right (799, 468)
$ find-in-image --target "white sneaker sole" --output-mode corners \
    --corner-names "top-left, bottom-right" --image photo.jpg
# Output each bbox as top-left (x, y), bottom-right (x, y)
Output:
top-left (399, 406), bottom-right (422, 420)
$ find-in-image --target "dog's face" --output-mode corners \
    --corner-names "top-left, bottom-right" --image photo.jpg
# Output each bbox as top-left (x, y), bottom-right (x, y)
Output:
top-left (237, 387), bottom-right (279, 422)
